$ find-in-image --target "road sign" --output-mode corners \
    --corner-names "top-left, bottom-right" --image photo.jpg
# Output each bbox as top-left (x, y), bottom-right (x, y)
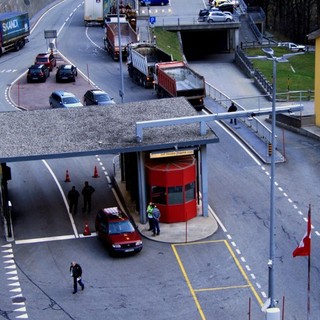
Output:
top-left (149, 16), bottom-right (156, 24)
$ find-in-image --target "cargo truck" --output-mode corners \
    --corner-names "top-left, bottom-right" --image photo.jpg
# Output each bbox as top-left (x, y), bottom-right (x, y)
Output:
top-left (84, 0), bottom-right (104, 26)
top-left (154, 61), bottom-right (206, 110)
top-left (0, 12), bottom-right (29, 56)
top-left (104, 14), bottom-right (137, 61)
top-left (127, 43), bottom-right (173, 88)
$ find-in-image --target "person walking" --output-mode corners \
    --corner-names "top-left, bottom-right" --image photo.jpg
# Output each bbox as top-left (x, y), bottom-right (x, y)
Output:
top-left (228, 102), bottom-right (237, 125)
top-left (82, 181), bottom-right (95, 213)
top-left (68, 186), bottom-right (80, 215)
top-left (146, 202), bottom-right (154, 231)
top-left (152, 205), bottom-right (161, 236)
top-left (69, 261), bottom-right (84, 294)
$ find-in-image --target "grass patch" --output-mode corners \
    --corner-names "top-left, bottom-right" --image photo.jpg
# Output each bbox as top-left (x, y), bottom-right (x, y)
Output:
top-left (153, 28), bottom-right (183, 61)
top-left (245, 47), bottom-right (315, 92)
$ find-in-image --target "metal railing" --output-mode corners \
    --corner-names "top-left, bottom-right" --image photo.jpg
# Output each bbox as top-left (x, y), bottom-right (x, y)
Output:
top-left (205, 81), bottom-right (274, 145)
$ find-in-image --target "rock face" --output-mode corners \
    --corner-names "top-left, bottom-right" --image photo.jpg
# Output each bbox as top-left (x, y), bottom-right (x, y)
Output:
top-left (0, 0), bottom-right (56, 20)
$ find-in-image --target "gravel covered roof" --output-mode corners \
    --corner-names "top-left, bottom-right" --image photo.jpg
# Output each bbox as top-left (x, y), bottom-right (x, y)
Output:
top-left (0, 97), bottom-right (219, 162)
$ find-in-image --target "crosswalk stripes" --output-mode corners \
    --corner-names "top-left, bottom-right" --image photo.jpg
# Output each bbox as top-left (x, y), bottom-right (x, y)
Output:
top-left (1, 243), bottom-right (29, 319)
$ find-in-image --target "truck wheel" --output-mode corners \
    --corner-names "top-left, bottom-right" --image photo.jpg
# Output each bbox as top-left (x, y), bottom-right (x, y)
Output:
top-left (14, 42), bottom-right (21, 51)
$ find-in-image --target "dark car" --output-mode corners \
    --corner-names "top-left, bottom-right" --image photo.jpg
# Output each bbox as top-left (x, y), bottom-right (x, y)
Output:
top-left (217, 2), bottom-right (235, 13)
top-left (56, 64), bottom-right (78, 82)
top-left (95, 207), bottom-right (143, 255)
top-left (83, 89), bottom-right (115, 106)
top-left (27, 64), bottom-right (50, 83)
top-left (34, 53), bottom-right (56, 71)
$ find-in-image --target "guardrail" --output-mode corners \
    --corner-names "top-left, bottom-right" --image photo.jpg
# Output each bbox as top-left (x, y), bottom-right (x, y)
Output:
top-left (205, 81), bottom-right (274, 145)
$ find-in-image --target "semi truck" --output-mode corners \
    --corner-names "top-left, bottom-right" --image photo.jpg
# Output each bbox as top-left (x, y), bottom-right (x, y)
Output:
top-left (84, 0), bottom-right (104, 26)
top-left (0, 12), bottom-right (29, 56)
top-left (127, 42), bottom-right (173, 88)
top-left (104, 14), bottom-right (137, 61)
top-left (154, 61), bottom-right (206, 110)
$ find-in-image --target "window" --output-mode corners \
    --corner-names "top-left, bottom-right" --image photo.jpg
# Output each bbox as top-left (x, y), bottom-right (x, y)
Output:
top-left (151, 186), bottom-right (166, 204)
top-left (185, 182), bottom-right (195, 202)
top-left (168, 186), bottom-right (183, 205)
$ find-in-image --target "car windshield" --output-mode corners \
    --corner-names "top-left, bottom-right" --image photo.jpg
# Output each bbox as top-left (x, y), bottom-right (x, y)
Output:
top-left (63, 97), bottom-right (79, 104)
top-left (96, 94), bottom-right (111, 102)
top-left (109, 220), bottom-right (135, 234)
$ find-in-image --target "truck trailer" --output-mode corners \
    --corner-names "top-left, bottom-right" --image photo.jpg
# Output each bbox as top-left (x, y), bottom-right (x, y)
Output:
top-left (84, 0), bottom-right (106, 26)
top-left (154, 61), bottom-right (206, 110)
top-left (104, 14), bottom-right (137, 61)
top-left (0, 12), bottom-right (29, 56)
top-left (127, 42), bottom-right (173, 88)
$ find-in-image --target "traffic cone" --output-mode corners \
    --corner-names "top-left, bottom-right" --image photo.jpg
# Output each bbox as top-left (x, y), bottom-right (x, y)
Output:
top-left (83, 223), bottom-right (91, 236)
top-left (92, 165), bottom-right (99, 178)
top-left (65, 170), bottom-right (71, 182)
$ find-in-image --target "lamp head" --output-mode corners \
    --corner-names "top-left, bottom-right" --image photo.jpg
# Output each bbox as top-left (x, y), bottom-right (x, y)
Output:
top-left (262, 47), bottom-right (274, 58)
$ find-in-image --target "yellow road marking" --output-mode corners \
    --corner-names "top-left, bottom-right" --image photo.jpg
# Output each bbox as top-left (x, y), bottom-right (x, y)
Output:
top-left (171, 244), bottom-right (206, 320)
top-left (172, 239), bottom-right (264, 319)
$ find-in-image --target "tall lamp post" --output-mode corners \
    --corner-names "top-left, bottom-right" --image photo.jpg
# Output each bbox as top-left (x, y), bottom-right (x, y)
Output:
top-left (249, 48), bottom-right (304, 316)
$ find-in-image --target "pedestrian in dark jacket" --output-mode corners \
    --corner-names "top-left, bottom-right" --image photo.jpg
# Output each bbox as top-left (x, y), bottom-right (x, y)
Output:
top-left (70, 261), bottom-right (84, 294)
top-left (82, 181), bottom-right (95, 213)
top-left (152, 206), bottom-right (161, 236)
top-left (228, 102), bottom-right (237, 125)
top-left (68, 186), bottom-right (80, 215)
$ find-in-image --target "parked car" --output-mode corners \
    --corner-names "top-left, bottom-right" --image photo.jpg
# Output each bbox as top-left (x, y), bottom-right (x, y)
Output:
top-left (83, 89), bottom-right (115, 106)
top-left (27, 64), bottom-right (50, 83)
top-left (277, 42), bottom-right (306, 52)
top-left (207, 11), bottom-right (233, 22)
top-left (49, 91), bottom-right (83, 108)
top-left (217, 2), bottom-right (235, 13)
top-left (209, 0), bottom-right (230, 7)
top-left (95, 207), bottom-right (143, 255)
top-left (56, 64), bottom-right (78, 82)
top-left (140, 0), bottom-right (169, 5)
top-left (198, 7), bottom-right (219, 22)
top-left (34, 53), bottom-right (56, 71)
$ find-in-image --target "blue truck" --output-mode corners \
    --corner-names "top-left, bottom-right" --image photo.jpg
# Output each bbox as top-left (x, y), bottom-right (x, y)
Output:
top-left (0, 12), bottom-right (30, 56)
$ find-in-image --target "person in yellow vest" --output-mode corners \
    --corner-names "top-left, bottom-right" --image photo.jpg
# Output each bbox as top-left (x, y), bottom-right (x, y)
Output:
top-left (146, 202), bottom-right (154, 231)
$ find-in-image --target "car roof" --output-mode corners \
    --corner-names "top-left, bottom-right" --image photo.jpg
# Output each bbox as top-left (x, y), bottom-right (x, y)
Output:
top-left (29, 64), bottom-right (45, 69)
top-left (99, 207), bottom-right (128, 221)
top-left (36, 53), bottom-right (50, 57)
top-left (90, 89), bottom-right (107, 95)
top-left (52, 91), bottom-right (76, 97)
top-left (58, 64), bottom-right (74, 69)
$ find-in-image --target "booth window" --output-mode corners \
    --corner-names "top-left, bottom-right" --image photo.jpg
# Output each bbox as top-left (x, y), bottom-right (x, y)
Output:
top-left (185, 182), bottom-right (195, 202)
top-left (168, 186), bottom-right (183, 205)
top-left (151, 186), bottom-right (166, 204)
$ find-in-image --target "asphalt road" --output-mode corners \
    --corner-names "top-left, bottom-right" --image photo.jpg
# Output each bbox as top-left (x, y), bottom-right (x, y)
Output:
top-left (1, 0), bottom-right (320, 319)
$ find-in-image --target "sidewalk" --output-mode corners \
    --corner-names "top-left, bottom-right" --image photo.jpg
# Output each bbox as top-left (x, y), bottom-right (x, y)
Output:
top-left (115, 178), bottom-right (219, 244)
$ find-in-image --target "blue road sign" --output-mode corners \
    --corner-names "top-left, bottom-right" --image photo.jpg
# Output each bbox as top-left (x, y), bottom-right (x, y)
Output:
top-left (149, 16), bottom-right (156, 24)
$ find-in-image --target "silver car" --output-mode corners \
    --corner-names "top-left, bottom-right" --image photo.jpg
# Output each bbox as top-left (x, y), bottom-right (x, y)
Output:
top-left (207, 11), bottom-right (233, 22)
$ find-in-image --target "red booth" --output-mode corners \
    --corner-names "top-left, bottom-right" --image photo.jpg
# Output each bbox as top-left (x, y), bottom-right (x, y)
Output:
top-left (145, 155), bottom-right (197, 223)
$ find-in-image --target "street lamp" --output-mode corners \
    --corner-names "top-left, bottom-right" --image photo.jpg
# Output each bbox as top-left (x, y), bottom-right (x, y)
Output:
top-left (249, 48), bottom-right (304, 315)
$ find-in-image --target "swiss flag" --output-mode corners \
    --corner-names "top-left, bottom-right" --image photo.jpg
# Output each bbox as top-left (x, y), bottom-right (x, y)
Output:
top-left (293, 206), bottom-right (311, 257)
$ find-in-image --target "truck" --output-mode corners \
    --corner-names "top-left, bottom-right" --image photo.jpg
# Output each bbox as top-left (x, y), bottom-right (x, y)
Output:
top-left (0, 12), bottom-right (29, 56)
top-left (104, 14), bottom-right (137, 61)
top-left (154, 61), bottom-right (206, 110)
top-left (127, 43), bottom-right (173, 88)
top-left (84, 0), bottom-right (104, 26)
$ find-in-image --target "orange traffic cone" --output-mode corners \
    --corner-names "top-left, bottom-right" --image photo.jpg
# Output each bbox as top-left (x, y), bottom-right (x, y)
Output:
top-left (65, 170), bottom-right (71, 182)
top-left (83, 223), bottom-right (91, 236)
top-left (92, 165), bottom-right (99, 178)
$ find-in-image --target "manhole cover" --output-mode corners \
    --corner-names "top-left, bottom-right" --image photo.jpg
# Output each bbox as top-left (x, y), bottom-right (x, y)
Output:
top-left (12, 296), bottom-right (26, 303)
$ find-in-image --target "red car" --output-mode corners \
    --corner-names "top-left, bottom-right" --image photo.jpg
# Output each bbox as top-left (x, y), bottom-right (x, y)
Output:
top-left (34, 53), bottom-right (56, 71)
top-left (95, 207), bottom-right (143, 255)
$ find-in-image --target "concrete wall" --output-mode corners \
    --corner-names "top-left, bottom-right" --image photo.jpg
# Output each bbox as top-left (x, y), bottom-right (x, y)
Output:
top-left (0, 0), bottom-right (58, 22)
